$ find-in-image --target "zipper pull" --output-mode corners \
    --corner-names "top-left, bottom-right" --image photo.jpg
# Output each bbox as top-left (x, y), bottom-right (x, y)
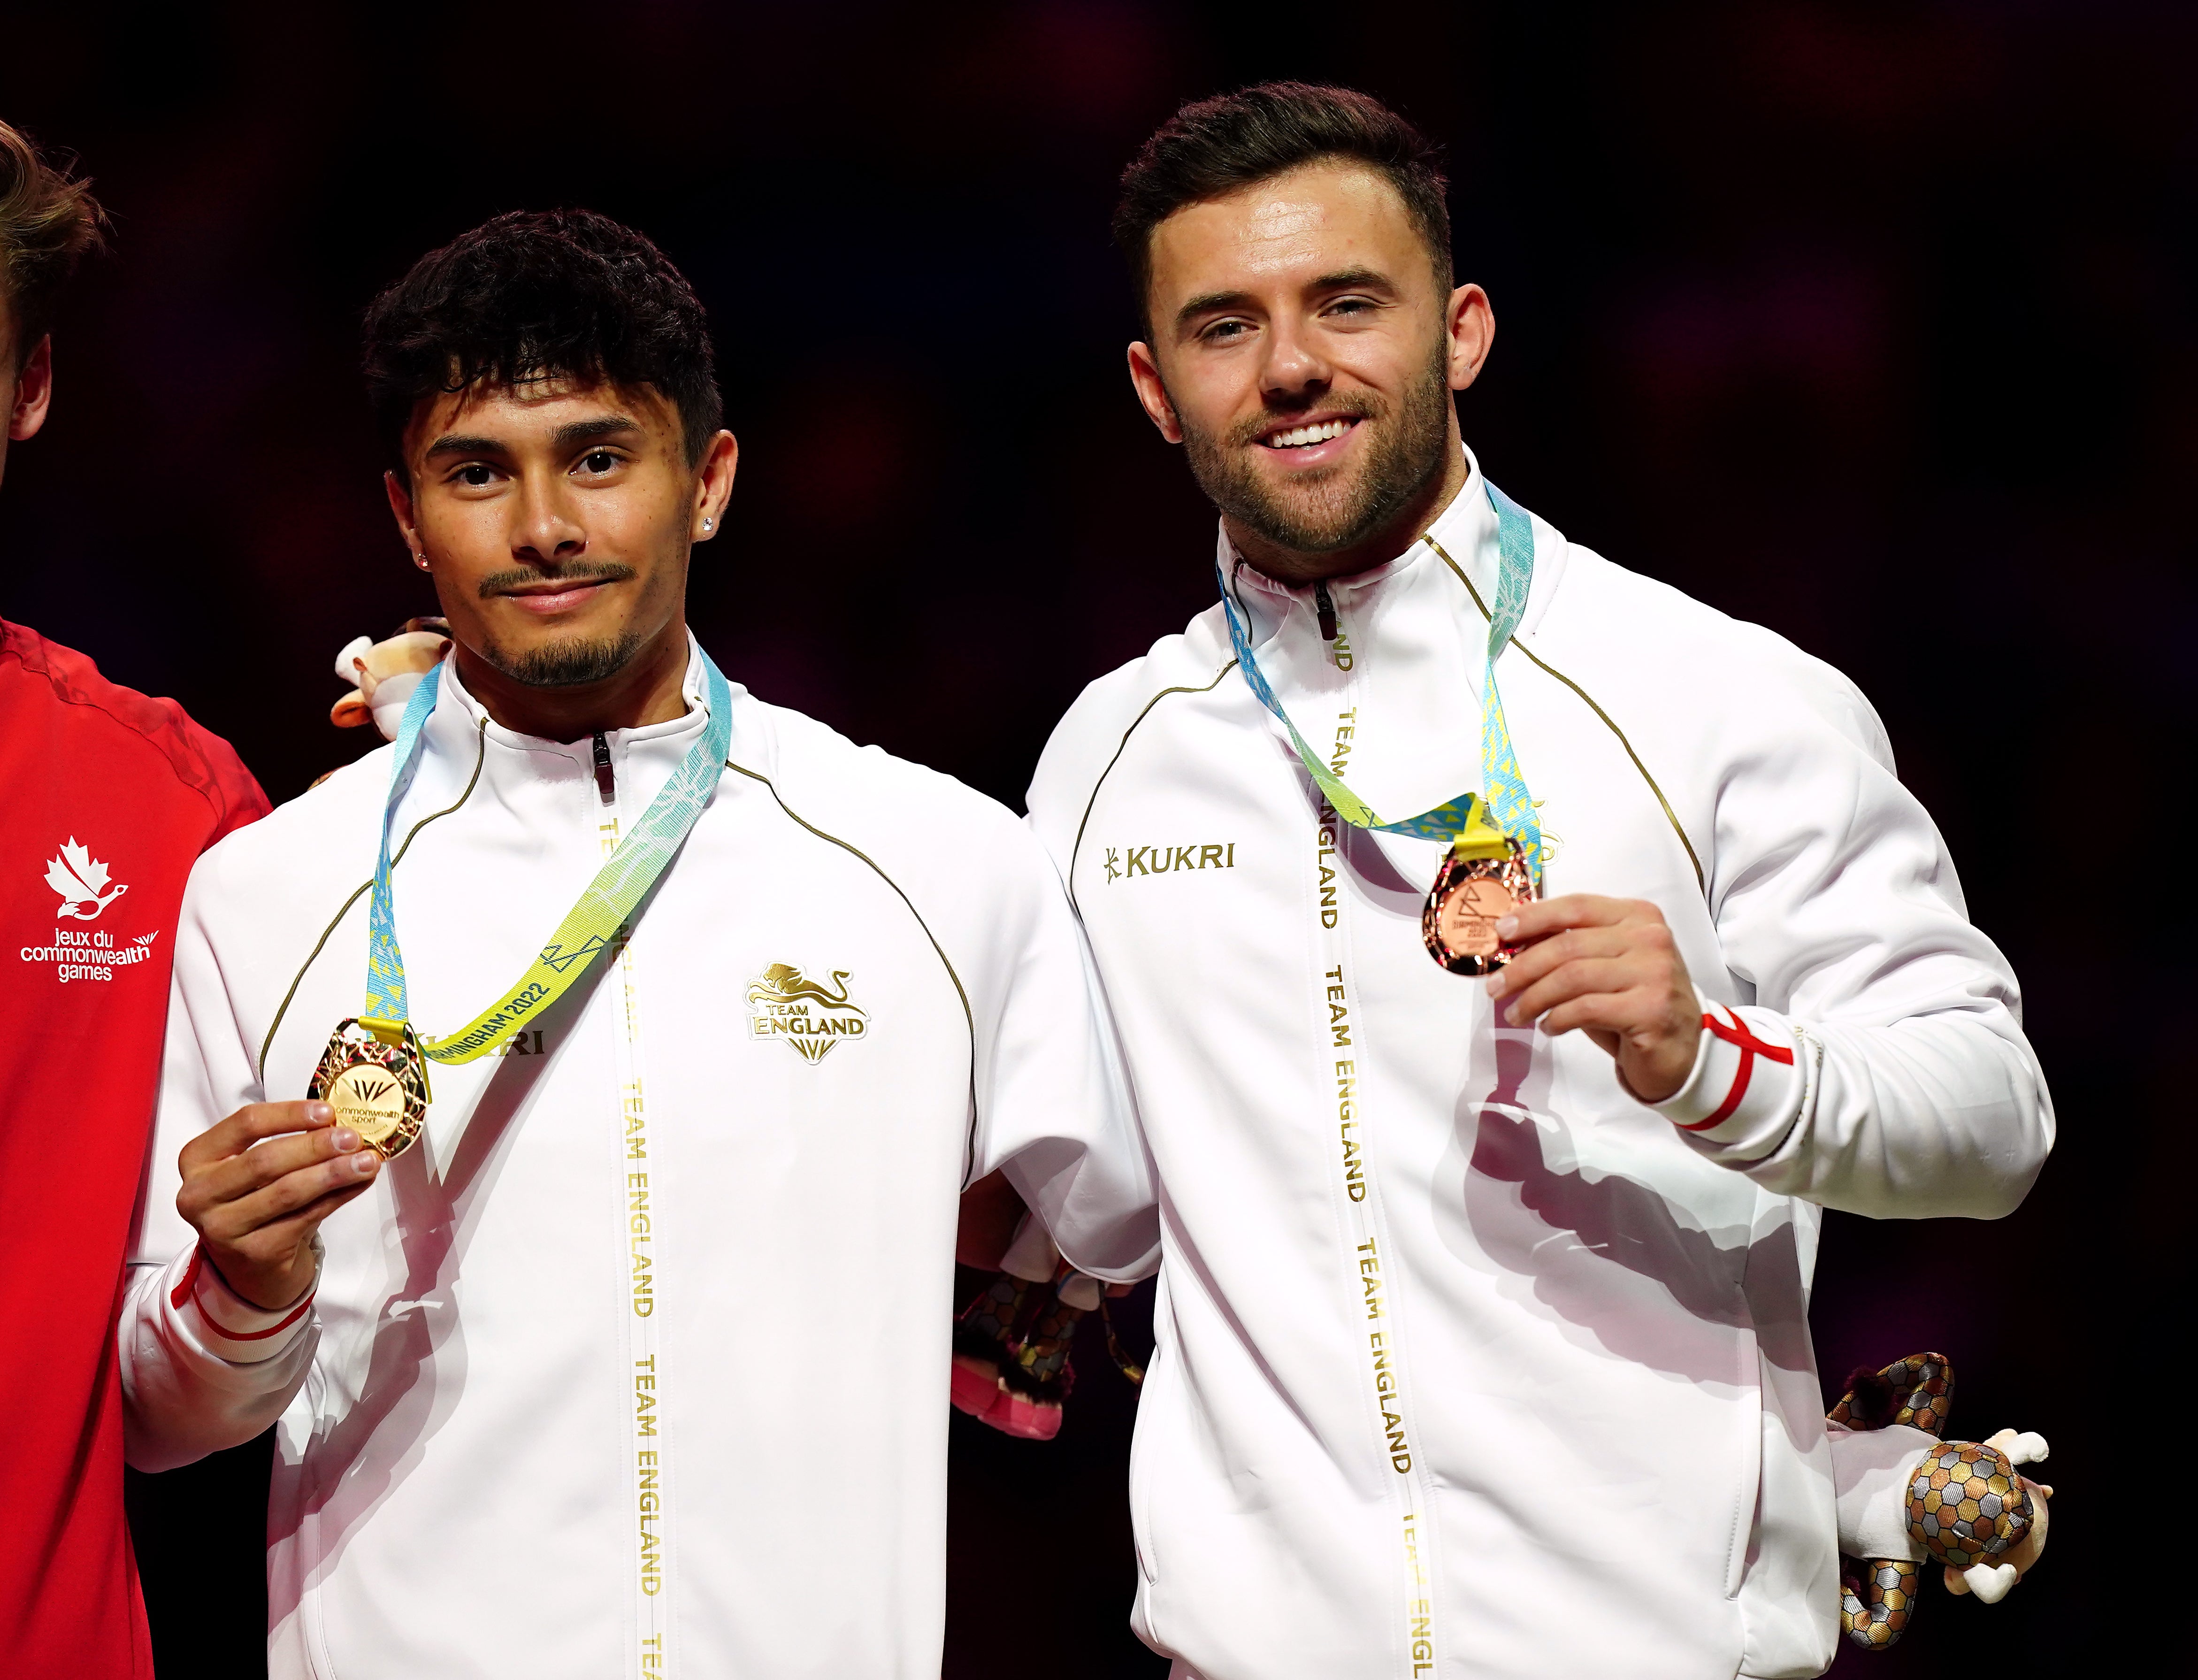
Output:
top-left (591, 732), bottom-right (615, 805)
top-left (1313, 579), bottom-right (1338, 642)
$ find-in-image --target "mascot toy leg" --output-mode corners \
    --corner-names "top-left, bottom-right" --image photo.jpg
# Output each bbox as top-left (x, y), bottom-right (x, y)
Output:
top-left (950, 1216), bottom-right (1141, 1442)
top-left (1829, 1352), bottom-right (2055, 1650)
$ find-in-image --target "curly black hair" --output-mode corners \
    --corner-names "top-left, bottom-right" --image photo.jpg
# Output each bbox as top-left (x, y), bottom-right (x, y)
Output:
top-left (361, 208), bottom-right (721, 482)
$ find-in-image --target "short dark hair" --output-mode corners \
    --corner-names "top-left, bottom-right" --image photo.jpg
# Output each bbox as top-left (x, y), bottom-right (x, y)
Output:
top-left (0, 120), bottom-right (106, 369)
top-left (1113, 83), bottom-right (1452, 337)
top-left (361, 208), bottom-right (722, 482)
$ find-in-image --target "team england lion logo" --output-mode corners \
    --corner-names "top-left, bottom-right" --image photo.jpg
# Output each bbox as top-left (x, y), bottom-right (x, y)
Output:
top-left (745, 964), bottom-right (868, 1064)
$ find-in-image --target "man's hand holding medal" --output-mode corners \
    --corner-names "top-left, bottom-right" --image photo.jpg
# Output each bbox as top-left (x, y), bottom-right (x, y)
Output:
top-left (174, 1099), bottom-right (381, 1310)
top-left (1479, 893), bottom-right (1703, 1105)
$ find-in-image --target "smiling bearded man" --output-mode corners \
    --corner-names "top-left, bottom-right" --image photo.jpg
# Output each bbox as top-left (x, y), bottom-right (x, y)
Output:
top-left (118, 209), bottom-right (1154, 1680)
top-left (1019, 84), bottom-right (2055, 1679)
top-left (1174, 309), bottom-right (1453, 563)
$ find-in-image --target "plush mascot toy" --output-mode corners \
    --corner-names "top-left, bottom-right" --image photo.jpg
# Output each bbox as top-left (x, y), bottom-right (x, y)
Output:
top-left (330, 618), bottom-right (452, 738)
top-left (1828, 1352), bottom-right (2053, 1649)
top-left (951, 1218), bottom-right (1141, 1441)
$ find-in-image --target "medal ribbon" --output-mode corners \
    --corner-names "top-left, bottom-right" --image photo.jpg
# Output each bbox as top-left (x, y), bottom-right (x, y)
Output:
top-left (1215, 478), bottom-right (1544, 881)
top-left (364, 648), bottom-right (734, 1062)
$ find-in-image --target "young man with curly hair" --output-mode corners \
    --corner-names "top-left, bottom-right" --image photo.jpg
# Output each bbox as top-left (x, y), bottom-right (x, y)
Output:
top-left (0, 119), bottom-right (270, 1677)
top-left (118, 209), bottom-right (1154, 1678)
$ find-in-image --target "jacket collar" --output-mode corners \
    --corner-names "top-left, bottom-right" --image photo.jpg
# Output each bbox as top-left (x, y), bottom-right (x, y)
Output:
top-left (1219, 444), bottom-right (1496, 642)
top-left (417, 632), bottom-right (717, 814)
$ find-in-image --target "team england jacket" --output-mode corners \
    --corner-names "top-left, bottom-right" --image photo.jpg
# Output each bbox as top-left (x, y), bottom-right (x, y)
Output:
top-left (1025, 451), bottom-right (2052, 1680)
top-left (121, 638), bottom-right (1156, 1680)
top-left (1, 621), bottom-right (268, 1679)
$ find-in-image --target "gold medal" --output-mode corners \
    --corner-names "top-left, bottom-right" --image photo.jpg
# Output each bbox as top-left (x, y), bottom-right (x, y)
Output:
top-left (309, 1017), bottom-right (430, 1160)
top-left (1420, 805), bottom-right (1539, 976)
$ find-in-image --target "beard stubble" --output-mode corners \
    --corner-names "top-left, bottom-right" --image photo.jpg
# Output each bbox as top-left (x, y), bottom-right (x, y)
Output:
top-left (474, 560), bottom-right (649, 689)
top-left (1177, 342), bottom-right (1455, 560)
top-left (488, 632), bottom-right (648, 688)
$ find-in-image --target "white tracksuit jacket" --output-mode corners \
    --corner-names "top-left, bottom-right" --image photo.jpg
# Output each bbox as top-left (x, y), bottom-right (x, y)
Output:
top-left (121, 639), bottom-right (1157, 1680)
top-left (1025, 452), bottom-right (2052, 1680)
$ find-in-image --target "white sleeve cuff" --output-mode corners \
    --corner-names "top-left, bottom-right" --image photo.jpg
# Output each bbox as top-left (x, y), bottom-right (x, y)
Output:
top-left (1651, 993), bottom-right (1807, 1160)
top-left (1828, 1422), bottom-right (1934, 1561)
top-left (164, 1243), bottom-right (319, 1364)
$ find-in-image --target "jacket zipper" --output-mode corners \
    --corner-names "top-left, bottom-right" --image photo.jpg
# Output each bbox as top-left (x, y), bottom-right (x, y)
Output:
top-left (1314, 579), bottom-right (1339, 642)
top-left (590, 728), bottom-right (674, 1659)
top-left (591, 732), bottom-right (616, 805)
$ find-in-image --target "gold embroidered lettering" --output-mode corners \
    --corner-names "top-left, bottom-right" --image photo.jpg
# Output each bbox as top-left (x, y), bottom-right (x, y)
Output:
top-left (1317, 807), bottom-right (1340, 928)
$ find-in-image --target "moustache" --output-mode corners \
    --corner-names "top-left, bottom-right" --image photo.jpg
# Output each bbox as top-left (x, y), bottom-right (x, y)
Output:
top-left (475, 560), bottom-right (638, 599)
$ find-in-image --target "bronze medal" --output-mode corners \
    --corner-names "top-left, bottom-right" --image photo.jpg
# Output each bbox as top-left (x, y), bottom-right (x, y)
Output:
top-left (309, 1018), bottom-right (430, 1160)
top-left (1421, 835), bottom-right (1537, 976)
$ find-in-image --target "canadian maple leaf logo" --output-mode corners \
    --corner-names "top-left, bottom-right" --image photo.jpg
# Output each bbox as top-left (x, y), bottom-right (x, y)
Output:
top-left (46, 838), bottom-right (130, 921)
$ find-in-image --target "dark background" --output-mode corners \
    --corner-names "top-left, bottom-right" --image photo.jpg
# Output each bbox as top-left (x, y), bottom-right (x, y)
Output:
top-left (6, 0), bottom-right (2186, 1672)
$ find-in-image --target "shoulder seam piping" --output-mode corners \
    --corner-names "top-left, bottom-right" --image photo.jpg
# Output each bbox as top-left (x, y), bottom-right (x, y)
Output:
top-left (1066, 659), bottom-right (1239, 916)
top-left (725, 759), bottom-right (982, 1186)
top-left (1424, 537), bottom-right (1706, 895)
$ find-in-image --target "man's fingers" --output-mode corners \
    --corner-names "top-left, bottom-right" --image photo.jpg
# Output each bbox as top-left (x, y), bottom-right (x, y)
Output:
top-left (1536, 992), bottom-right (1657, 1040)
top-left (1493, 893), bottom-right (1637, 946)
top-left (1499, 959), bottom-right (1643, 1029)
top-left (190, 1147), bottom-right (381, 1249)
top-left (1473, 892), bottom-right (1698, 1102)
top-left (177, 1100), bottom-right (336, 1174)
top-left (211, 1177), bottom-right (378, 1269)
top-left (1486, 926), bottom-right (1631, 998)
top-left (180, 1123), bottom-right (367, 1220)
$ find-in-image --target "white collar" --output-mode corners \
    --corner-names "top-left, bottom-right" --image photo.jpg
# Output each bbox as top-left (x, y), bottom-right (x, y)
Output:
top-left (1217, 442), bottom-right (1499, 627)
top-left (428, 630), bottom-right (713, 767)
